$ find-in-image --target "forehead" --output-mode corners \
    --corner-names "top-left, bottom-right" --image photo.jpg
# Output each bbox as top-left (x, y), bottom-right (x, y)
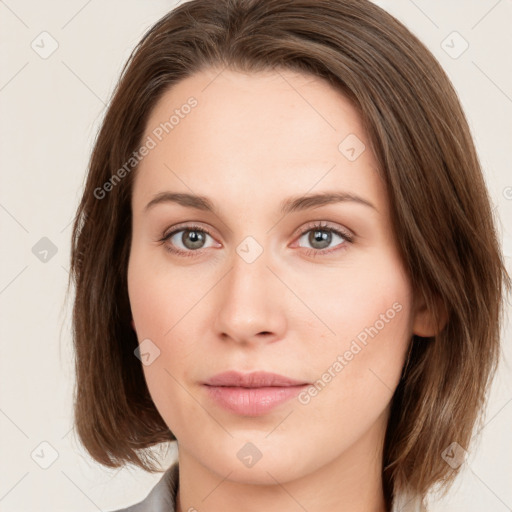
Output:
top-left (133, 67), bottom-right (387, 216)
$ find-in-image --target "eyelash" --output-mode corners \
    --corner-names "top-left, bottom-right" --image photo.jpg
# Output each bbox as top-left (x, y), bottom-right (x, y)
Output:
top-left (158, 221), bottom-right (354, 258)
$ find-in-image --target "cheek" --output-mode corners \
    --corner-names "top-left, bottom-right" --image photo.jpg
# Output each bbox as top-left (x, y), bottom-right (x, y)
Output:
top-left (127, 248), bottom-right (206, 416)
top-left (288, 310), bottom-right (412, 467)
top-left (297, 257), bottom-right (413, 427)
top-left (300, 249), bottom-right (412, 347)
top-left (127, 245), bottom-right (199, 339)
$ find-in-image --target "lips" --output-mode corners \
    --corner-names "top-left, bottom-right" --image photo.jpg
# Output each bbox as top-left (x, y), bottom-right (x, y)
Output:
top-left (202, 371), bottom-right (310, 416)
top-left (203, 370), bottom-right (308, 388)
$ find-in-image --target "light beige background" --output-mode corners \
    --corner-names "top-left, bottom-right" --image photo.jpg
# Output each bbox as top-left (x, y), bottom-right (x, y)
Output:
top-left (0, 1), bottom-right (511, 510)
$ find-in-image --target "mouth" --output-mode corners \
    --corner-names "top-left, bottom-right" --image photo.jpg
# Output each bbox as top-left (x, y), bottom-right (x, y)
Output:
top-left (202, 370), bottom-right (310, 416)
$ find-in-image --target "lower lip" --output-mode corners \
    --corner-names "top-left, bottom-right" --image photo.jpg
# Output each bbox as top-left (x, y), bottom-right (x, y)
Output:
top-left (203, 384), bottom-right (308, 416)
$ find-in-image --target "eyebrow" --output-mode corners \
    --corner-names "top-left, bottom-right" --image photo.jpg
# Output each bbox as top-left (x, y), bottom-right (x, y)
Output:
top-left (144, 191), bottom-right (377, 215)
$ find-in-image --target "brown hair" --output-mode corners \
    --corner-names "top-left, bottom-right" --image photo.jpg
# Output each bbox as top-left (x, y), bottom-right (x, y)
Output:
top-left (68, 0), bottom-right (511, 507)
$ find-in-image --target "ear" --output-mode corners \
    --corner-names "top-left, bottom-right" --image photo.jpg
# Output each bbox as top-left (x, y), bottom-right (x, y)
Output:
top-left (412, 292), bottom-right (448, 337)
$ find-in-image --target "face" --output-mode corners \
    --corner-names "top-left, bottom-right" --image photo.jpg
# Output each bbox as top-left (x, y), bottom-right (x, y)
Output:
top-left (127, 67), bottom-right (424, 485)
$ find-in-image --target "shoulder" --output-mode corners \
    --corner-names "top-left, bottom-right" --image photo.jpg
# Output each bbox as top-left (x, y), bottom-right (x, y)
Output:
top-left (106, 461), bottom-right (179, 512)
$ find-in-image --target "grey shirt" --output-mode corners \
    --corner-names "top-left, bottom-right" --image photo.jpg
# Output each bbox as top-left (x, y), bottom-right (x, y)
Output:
top-left (108, 460), bottom-right (427, 512)
top-left (108, 461), bottom-right (179, 512)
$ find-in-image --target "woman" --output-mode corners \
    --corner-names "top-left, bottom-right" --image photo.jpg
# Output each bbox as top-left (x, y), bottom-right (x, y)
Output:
top-left (69, 0), bottom-right (511, 510)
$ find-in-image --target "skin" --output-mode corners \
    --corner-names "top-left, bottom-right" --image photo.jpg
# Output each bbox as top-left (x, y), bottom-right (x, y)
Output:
top-left (127, 67), bottom-right (438, 512)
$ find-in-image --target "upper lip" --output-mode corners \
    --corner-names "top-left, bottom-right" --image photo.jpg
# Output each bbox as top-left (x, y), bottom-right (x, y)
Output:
top-left (204, 371), bottom-right (309, 388)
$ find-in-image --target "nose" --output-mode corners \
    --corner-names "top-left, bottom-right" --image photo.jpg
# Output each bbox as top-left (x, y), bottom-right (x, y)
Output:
top-left (213, 244), bottom-right (287, 346)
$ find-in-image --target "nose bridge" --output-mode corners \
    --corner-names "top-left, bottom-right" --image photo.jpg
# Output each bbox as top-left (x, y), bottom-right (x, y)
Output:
top-left (232, 236), bottom-right (269, 297)
top-left (213, 234), bottom-right (285, 342)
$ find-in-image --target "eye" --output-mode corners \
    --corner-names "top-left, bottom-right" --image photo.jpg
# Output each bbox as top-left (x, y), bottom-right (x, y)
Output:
top-left (159, 224), bottom-right (217, 257)
top-left (158, 221), bottom-right (354, 258)
top-left (294, 221), bottom-right (353, 256)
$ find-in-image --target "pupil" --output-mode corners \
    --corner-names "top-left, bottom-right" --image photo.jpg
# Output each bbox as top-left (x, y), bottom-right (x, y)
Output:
top-left (184, 230), bottom-right (204, 249)
top-left (310, 230), bottom-right (331, 249)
